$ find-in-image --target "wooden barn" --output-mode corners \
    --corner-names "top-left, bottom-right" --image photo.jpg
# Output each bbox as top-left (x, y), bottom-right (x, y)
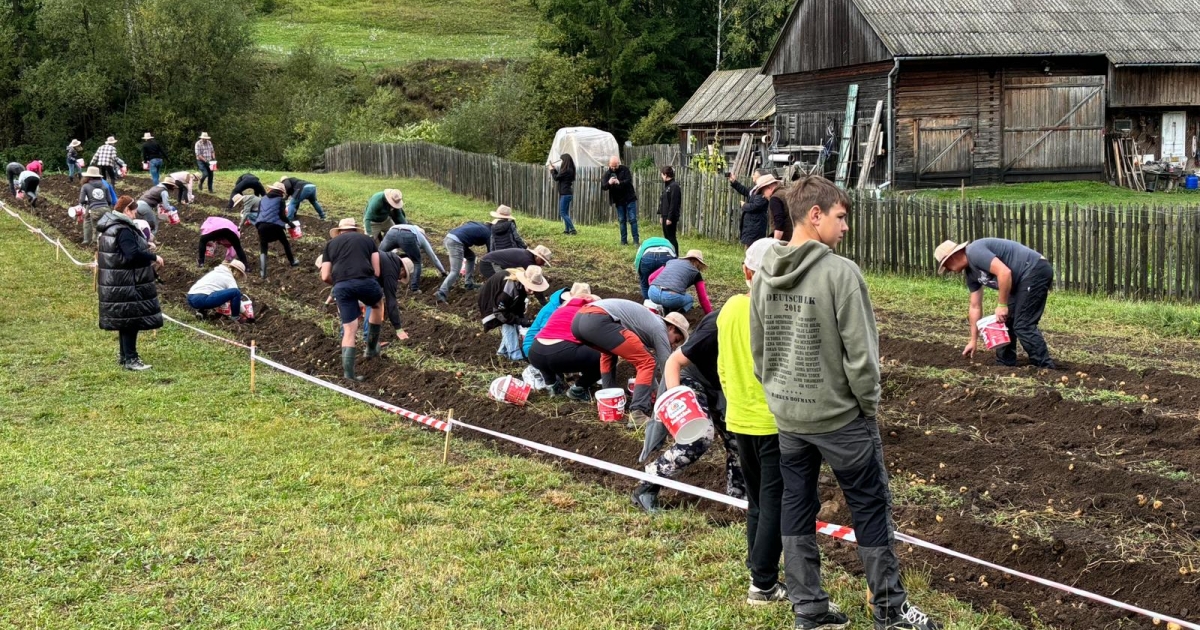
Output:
top-left (671, 68), bottom-right (775, 161)
top-left (763, 0), bottom-right (1200, 188)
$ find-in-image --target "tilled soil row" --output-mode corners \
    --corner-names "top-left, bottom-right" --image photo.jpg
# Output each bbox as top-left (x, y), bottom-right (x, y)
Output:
top-left (28, 175), bottom-right (1194, 628)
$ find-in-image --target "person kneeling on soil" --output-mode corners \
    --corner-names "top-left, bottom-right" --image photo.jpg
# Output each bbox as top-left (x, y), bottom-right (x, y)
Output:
top-left (187, 260), bottom-right (252, 322)
top-left (934, 237), bottom-right (1056, 369)
top-left (321, 218), bottom-right (385, 382)
top-left (479, 266), bottom-right (549, 362)
top-left (232, 193), bottom-right (261, 226)
top-left (98, 196), bottom-right (164, 371)
top-left (634, 237), bottom-right (676, 300)
top-left (364, 188), bottom-right (405, 240)
top-left (526, 283), bottom-right (599, 397)
top-left (572, 299), bottom-right (689, 428)
top-left (198, 216), bottom-right (249, 268)
top-left (435, 220), bottom-right (493, 303)
top-left (630, 304), bottom-right (746, 515)
top-left (752, 175), bottom-right (940, 630)
top-left (254, 182), bottom-right (299, 278)
top-left (477, 244), bottom-right (552, 288)
top-left (134, 177), bottom-right (178, 237)
top-left (647, 249), bottom-right (712, 315)
top-left (379, 223), bottom-right (447, 293)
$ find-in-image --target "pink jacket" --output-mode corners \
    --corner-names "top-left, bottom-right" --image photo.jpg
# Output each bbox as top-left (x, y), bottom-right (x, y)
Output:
top-left (200, 216), bottom-right (239, 238)
top-left (26, 160), bottom-right (43, 175)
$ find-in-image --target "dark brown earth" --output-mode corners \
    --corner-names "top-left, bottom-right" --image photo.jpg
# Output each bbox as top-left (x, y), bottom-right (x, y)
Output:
top-left (23, 175), bottom-right (1200, 629)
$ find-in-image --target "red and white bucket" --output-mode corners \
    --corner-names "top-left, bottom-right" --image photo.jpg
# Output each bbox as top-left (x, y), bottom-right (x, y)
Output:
top-left (489, 375), bottom-right (532, 406)
top-left (15, 191), bottom-right (24, 200)
top-left (167, 210), bottom-right (181, 225)
top-left (977, 315), bottom-right (1011, 350)
top-left (653, 386), bottom-right (712, 445)
top-left (69, 206), bottom-right (84, 223)
top-left (287, 223), bottom-right (303, 239)
top-left (215, 301), bottom-right (233, 316)
top-left (75, 158), bottom-right (85, 168)
top-left (142, 161), bottom-right (149, 171)
top-left (205, 241), bottom-right (217, 258)
top-left (596, 388), bottom-right (627, 423)
top-left (209, 160), bottom-right (218, 172)
top-left (240, 298), bottom-right (255, 320)
top-left (119, 166), bottom-right (127, 178)
top-left (627, 377), bottom-right (636, 393)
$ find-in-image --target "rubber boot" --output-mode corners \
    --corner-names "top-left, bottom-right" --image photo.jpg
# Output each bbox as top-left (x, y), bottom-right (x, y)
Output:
top-left (259, 253), bottom-right (268, 279)
top-left (342, 346), bottom-right (365, 382)
top-left (630, 481), bottom-right (660, 513)
top-left (364, 323), bottom-right (382, 358)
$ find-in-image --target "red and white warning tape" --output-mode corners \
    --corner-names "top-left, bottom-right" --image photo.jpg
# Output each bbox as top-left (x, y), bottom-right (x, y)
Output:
top-left (5, 200), bottom-right (1197, 629)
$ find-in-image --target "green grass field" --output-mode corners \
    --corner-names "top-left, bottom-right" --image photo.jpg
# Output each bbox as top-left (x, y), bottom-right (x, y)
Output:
top-left (911, 180), bottom-right (1200, 206)
top-left (254, 0), bottom-right (540, 67)
top-left (0, 210), bottom-right (1033, 627)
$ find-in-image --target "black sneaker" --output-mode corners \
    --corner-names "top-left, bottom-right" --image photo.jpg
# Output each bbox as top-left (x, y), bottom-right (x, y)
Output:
top-left (630, 481), bottom-right (659, 513)
top-left (874, 602), bottom-right (942, 630)
top-left (566, 386), bottom-right (589, 402)
top-left (746, 582), bottom-right (789, 606)
top-left (123, 357), bottom-right (152, 371)
top-left (796, 603), bottom-right (849, 630)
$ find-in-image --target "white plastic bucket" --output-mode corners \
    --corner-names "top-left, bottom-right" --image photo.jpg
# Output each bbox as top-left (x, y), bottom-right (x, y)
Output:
top-left (209, 160), bottom-right (218, 172)
top-left (977, 315), bottom-right (1011, 350)
top-left (596, 388), bottom-right (626, 423)
top-left (240, 298), bottom-right (254, 320)
top-left (653, 386), bottom-right (712, 445)
top-left (141, 161), bottom-right (149, 171)
top-left (75, 158), bottom-right (85, 168)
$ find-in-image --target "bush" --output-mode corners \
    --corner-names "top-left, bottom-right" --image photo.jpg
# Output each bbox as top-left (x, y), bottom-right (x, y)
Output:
top-left (439, 70), bottom-right (531, 157)
top-left (629, 99), bottom-right (677, 146)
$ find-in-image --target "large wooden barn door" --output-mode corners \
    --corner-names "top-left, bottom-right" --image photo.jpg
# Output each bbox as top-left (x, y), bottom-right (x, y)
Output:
top-left (916, 118), bottom-right (974, 179)
top-left (1002, 76), bottom-right (1105, 177)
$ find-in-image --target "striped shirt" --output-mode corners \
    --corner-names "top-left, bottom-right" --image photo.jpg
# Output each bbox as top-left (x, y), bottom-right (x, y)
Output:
top-left (195, 140), bottom-right (215, 161)
top-left (91, 144), bottom-right (117, 167)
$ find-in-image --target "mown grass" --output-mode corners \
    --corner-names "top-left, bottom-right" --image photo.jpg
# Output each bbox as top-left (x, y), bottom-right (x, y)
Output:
top-left (0, 215), bottom-right (1029, 628)
top-left (236, 170), bottom-right (1200, 360)
top-left (910, 180), bottom-right (1200, 207)
top-left (254, 0), bottom-right (539, 67)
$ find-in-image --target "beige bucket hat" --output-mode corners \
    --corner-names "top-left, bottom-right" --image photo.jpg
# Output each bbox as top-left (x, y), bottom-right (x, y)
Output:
top-left (563, 282), bottom-right (592, 301)
top-left (384, 189), bottom-right (403, 209)
top-left (266, 182), bottom-right (286, 194)
top-left (161, 176), bottom-right (177, 189)
top-left (82, 166), bottom-right (104, 179)
top-left (226, 259), bottom-right (246, 276)
top-left (490, 204), bottom-right (514, 220)
top-left (199, 132), bottom-right (211, 140)
top-left (516, 265), bottom-right (550, 292)
top-left (752, 173), bottom-right (780, 192)
top-left (661, 312), bottom-right (690, 341)
top-left (232, 194), bottom-right (247, 209)
top-left (681, 249), bottom-right (707, 269)
top-left (104, 136), bottom-right (118, 145)
top-left (933, 240), bottom-right (969, 274)
top-left (329, 218), bottom-right (362, 239)
top-left (69, 139), bottom-right (82, 148)
top-left (529, 244), bottom-right (552, 265)
top-left (142, 132), bottom-right (153, 141)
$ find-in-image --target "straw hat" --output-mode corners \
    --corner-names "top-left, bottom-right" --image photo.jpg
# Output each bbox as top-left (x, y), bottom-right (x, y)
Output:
top-left (752, 173), bottom-right (780, 192)
top-left (490, 204), bottom-right (514, 220)
top-left (384, 188), bottom-right (403, 209)
top-left (69, 139), bottom-right (82, 148)
top-left (266, 182), bottom-right (286, 194)
top-left (226, 259), bottom-right (246, 277)
top-left (142, 132), bottom-right (153, 141)
top-left (529, 244), bottom-right (552, 265)
top-left (933, 240), bottom-right (969, 274)
top-left (329, 218), bottom-right (362, 238)
top-left (104, 136), bottom-right (118, 145)
top-left (661, 312), bottom-right (690, 341)
top-left (563, 282), bottom-right (592, 301)
top-left (160, 176), bottom-right (177, 189)
top-left (682, 249), bottom-right (707, 269)
top-left (82, 166), bottom-right (103, 179)
top-left (232, 194), bottom-right (247, 209)
top-left (199, 132), bottom-right (211, 140)
top-left (398, 255), bottom-right (415, 279)
top-left (744, 238), bottom-right (783, 272)
top-left (515, 265), bottom-right (550, 292)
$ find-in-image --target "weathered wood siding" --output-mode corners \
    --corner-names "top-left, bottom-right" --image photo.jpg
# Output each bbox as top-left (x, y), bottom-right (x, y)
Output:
top-left (773, 62), bottom-right (891, 133)
top-left (1002, 75), bottom-right (1106, 176)
top-left (764, 0), bottom-right (891, 76)
top-left (1109, 67), bottom-right (1200, 108)
top-left (894, 66), bottom-right (1003, 187)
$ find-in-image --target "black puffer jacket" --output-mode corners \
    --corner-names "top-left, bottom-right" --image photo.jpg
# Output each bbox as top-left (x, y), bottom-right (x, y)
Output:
top-left (97, 212), bottom-right (162, 331)
top-left (478, 272), bottom-right (530, 331)
top-left (490, 219), bottom-right (527, 251)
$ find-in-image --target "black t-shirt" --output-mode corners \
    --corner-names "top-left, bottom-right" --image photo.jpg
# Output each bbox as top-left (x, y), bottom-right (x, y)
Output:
top-left (480, 248), bottom-right (536, 270)
top-left (680, 310), bottom-right (720, 389)
top-left (323, 232), bottom-right (378, 284)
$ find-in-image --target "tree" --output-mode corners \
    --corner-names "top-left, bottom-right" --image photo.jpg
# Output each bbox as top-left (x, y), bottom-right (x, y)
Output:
top-left (628, 98), bottom-right (677, 145)
top-left (718, 0), bottom-right (792, 69)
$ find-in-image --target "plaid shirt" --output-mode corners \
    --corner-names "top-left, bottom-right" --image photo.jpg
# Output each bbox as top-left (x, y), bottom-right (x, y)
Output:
top-left (91, 144), bottom-right (117, 167)
top-left (195, 140), bottom-right (215, 161)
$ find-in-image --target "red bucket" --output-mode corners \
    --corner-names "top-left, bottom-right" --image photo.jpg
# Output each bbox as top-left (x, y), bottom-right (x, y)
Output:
top-left (654, 386), bottom-right (712, 445)
top-left (215, 301), bottom-right (232, 316)
top-left (977, 315), bottom-right (1011, 350)
top-left (209, 160), bottom-right (219, 172)
top-left (205, 241), bottom-right (217, 258)
top-left (240, 298), bottom-right (255, 320)
top-left (287, 223), bottom-right (303, 239)
top-left (489, 375), bottom-right (532, 406)
top-left (595, 388), bottom-right (626, 423)
top-left (15, 191), bottom-right (23, 200)
top-left (167, 210), bottom-right (181, 225)
top-left (69, 206), bottom-right (84, 223)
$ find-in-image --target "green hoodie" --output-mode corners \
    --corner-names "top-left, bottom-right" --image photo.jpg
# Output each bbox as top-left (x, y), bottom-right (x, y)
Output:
top-left (749, 240), bottom-right (880, 435)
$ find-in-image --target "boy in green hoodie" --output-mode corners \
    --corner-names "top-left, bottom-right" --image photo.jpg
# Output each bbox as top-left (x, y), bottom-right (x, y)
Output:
top-left (750, 176), bottom-right (941, 630)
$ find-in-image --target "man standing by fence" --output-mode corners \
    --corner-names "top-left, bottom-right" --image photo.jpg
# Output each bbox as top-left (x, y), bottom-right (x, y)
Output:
top-left (934, 238), bottom-right (1056, 369)
top-left (602, 156), bottom-right (639, 246)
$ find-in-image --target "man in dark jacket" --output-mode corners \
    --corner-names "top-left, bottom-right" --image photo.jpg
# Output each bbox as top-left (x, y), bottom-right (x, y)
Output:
top-left (602, 156), bottom-right (639, 246)
top-left (98, 196), bottom-right (164, 371)
top-left (228, 173), bottom-right (266, 210)
top-left (730, 172), bottom-right (779, 248)
top-left (770, 194), bottom-right (792, 241)
top-left (436, 220), bottom-right (493, 303)
top-left (658, 166), bottom-right (681, 254)
top-left (140, 133), bottom-right (167, 185)
top-left (477, 245), bottom-right (551, 281)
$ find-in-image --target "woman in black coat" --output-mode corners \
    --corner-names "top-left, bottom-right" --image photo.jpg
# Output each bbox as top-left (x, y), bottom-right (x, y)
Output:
top-left (97, 195), bottom-right (164, 370)
top-left (658, 165), bottom-right (681, 254)
top-left (549, 153), bottom-right (577, 235)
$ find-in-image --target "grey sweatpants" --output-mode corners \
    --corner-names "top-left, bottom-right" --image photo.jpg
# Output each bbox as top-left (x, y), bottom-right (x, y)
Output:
top-left (779, 416), bottom-right (906, 617)
top-left (437, 235), bottom-right (476, 296)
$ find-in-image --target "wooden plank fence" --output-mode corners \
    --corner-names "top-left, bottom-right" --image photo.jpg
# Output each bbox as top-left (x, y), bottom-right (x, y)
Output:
top-left (623, 144), bottom-right (682, 168)
top-left (325, 141), bottom-right (1200, 302)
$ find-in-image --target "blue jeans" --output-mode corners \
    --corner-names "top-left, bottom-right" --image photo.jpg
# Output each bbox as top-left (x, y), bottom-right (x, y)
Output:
top-left (287, 184), bottom-right (325, 220)
top-left (558, 195), bottom-right (576, 233)
top-left (649, 285), bottom-right (693, 313)
top-left (437, 235), bottom-right (475, 296)
top-left (498, 324), bottom-right (524, 361)
top-left (67, 159), bottom-right (80, 180)
top-left (196, 159), bottom-right (213, 193)
top-left (187, 288), bottom-right (243, 315)
top-left (149, 158), bottom-right (163, 185)
top-left (638, 252), bottom-right (673, 300)
top-left (616, 200), bottom-right (639, 244)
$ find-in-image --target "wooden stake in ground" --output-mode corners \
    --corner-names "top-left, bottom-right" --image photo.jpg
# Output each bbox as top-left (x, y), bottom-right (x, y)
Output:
top-left (250, 340), bottom-right (257, 393)
top-left (443, 409), bottom-right (454, 464)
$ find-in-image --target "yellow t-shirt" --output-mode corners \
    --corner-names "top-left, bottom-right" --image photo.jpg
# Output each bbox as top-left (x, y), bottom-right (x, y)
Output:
top-left (717, 294), bottom-right (777, 435)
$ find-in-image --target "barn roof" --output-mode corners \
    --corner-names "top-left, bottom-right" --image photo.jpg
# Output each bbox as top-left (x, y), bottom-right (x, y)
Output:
top-left (671, 68), bottom-right (775, 127)
top-left (852, 0), bottom-right (1200, 65)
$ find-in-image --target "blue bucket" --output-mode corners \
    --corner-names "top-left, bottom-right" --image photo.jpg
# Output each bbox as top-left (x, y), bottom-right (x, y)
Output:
top-left (1187, 174), bottom-right (1199, 190)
